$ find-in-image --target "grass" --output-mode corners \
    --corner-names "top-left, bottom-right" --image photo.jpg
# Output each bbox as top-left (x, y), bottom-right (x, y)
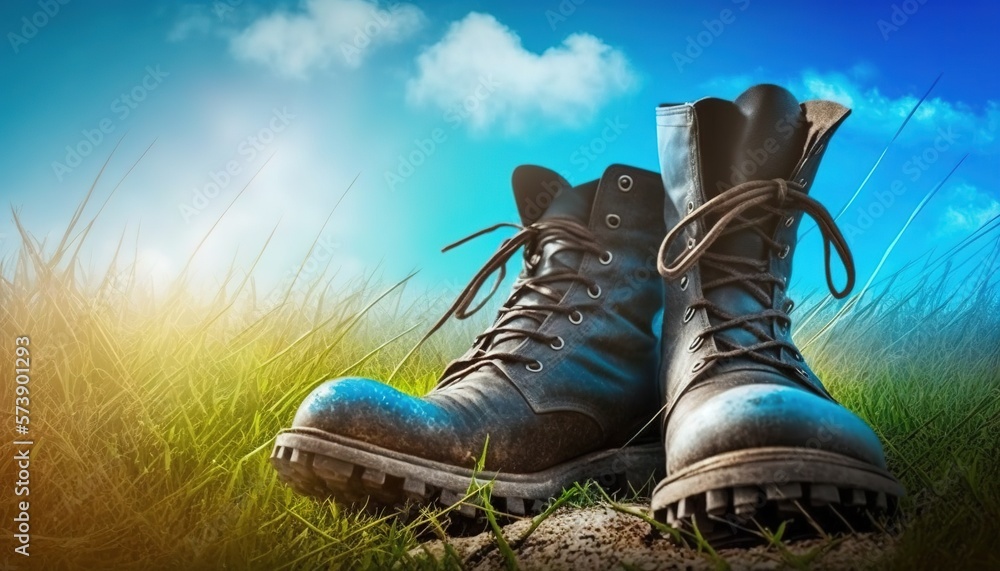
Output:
top-left (1, 171), bottom-right (999, 571)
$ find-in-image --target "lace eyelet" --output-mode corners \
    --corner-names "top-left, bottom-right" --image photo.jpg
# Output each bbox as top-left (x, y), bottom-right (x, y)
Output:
top-left (526, 361), bottom-right (543, 372)
top-left (778, 245), bottom-right (790, 259)
top-left (784, 216), bottom-right (795, 227)
top-left (683, 306), bottom-right (695, 323)
top-left (796, 178), bottom-right (808, 187)
top-left (599, 251), bottom-right (613, 265)
top-left (688, 336), bottom-right (704, 352)
top-left (784, 299), bottom-right (795, 313)
top-left (794, 366), bottom-right (808, 379)
top-left (792, 351), bottom-right (803, 361)
top-left (691, 359), bottom-right (705, 373)
top-left (686, 237), bottom-right (696, 250)
top-left (568, 310), bottom-right (583, 324)
top-left (780, 277), bottom-right (788, 288)
top-left (686, 200), bottom-right (695, 213)
top-left (617, 174), bottom-right (633, 192)
top-left (778, 322), bottom-right (788, 335)
top-left (679, 275), bottom-right (689, 290)
top-left (587, 284), bottom-right (602, 299)
top-left (605, 214), bottom-right (621, 229)
top-left (550, 336), bottom-right (565, 351)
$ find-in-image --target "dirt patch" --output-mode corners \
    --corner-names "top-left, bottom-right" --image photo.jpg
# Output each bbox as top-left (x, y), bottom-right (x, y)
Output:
top-left (414, 505), bottom-right (895, 570)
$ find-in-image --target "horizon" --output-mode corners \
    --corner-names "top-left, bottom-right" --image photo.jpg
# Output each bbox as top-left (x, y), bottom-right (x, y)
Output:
top-left (1, 0), bottom-right (997, 302)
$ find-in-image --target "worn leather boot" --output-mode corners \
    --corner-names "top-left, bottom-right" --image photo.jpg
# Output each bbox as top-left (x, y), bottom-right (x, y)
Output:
top-left (272, 164), bottom-right (666, 517)
top-left (650, 84), bottom-right (903, 541)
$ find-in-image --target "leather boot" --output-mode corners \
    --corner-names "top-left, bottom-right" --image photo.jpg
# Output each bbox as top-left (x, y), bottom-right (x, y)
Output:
top-left (272, 164), bottom-right (666, 517)
top-left (651, 84), bottom-right (903, 541)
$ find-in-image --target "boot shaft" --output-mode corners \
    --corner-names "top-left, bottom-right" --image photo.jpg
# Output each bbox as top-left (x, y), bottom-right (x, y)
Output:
top-left (655, 85), bottom-right (854, 413)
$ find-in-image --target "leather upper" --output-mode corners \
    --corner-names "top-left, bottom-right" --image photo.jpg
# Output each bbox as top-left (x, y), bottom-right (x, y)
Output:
top-left (655, 84), bottom-right (888, 473)
top-left (293, 164), bottom-right (666, 473)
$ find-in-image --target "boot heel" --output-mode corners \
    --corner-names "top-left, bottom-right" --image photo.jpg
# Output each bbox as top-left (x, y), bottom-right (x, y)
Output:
top-left (651, 447), bottom-right (903, 545)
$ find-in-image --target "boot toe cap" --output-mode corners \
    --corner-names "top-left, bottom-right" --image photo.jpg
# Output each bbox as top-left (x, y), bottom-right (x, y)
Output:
top-left (292, 377), bottom-right (459, 455)
top-left (668, 383), bottom-right (887, 472)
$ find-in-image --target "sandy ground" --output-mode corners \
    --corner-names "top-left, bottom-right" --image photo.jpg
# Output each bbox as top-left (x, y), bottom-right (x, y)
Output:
top-left (414, 505), bottom-right (895, 570)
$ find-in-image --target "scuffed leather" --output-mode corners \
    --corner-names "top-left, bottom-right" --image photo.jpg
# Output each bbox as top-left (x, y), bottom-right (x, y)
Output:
top-left (293, 376), bottom-right (604, 472)
top-left (656, 84), bottom-right (888, 474)
top-left (292, 165), bottom-right (666, 473)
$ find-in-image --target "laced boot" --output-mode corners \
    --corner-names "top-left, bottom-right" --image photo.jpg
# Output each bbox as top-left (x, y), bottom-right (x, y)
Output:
top-left (650, 84), bottom-right (903, 542)
top-left (272, 164), bottom-right (666, 517)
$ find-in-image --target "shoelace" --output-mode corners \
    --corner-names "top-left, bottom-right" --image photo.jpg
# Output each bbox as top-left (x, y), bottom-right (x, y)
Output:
top-left (656, 178), bottom-right (855, 374)
top-left (425, 217), bottom-right (607, 388)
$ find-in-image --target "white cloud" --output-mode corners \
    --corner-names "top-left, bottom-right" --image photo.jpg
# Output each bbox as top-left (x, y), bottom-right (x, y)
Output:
top-left (168, 5), bottom-right (214, 42)
top-left (405, 12), bottom-right (638, 134)
top-left (939, 182), bottom-right (1000, 235)
top-left (701, 69), bottom-right (999, 152)
top-left (229, 0), bottom-right (425, 78)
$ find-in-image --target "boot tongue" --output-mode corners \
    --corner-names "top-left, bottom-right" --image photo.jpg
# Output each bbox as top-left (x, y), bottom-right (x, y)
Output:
top-left (511, 164), bottom-right (595, 225)
top-left (699, 84), bottom-right (807, 197)
top-left (479, 166), bottom-right (597, 356)
top-left (695, 84), bottom-right (808, 354)
top-left (510, 164), bottom-right (597, 277)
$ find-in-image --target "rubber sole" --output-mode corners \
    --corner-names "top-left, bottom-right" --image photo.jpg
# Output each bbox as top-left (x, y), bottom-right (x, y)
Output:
top-left (272, 427), bottom-right (665, 519)
top-left (650, 447), bottom-right (904, 545)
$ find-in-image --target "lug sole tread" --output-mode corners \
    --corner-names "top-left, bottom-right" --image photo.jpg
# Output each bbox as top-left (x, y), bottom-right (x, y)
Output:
top-left (650, 448), bottom-right (904, 546)
top-left (270, 433), bottom-right (664, 520)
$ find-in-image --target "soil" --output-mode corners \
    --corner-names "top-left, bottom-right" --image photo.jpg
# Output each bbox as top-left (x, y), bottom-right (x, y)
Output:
top-left (414, 505), bottom-right (895, 570)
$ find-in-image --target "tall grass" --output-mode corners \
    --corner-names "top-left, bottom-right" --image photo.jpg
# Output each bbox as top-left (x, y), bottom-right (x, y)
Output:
top-left (1, 172), bottom-right (998, 570)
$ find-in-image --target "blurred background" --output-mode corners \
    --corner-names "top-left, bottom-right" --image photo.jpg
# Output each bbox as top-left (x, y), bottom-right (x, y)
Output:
top-left (1, 0), bottom-right (997, 299)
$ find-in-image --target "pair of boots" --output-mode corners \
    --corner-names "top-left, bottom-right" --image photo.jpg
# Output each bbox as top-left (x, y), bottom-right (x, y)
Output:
top-left (271, 85), bottom-right (903, 543)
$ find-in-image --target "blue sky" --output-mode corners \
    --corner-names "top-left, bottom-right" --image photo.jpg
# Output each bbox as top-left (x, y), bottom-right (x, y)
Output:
top-left (1, 0), bottom-right (998, 301)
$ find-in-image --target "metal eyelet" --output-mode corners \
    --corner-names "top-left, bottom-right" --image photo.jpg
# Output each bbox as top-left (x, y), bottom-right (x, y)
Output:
top-left (784, 299), bottom-right (795, 313)
top-left (686, 200), bottom-right (695, 213)
top-left (780, 277), bottom-right (788, 288)
top-left (794, 366), bottom-right (808, 379)
top-left (599, 251), bottom-right (613, 265)
top-left (691, 360), bottom-right (705, 373)
top-left (778, 322), bottom-right (788, 335)
top-left (683, 306), bottom-right (695, 323)
top-left (784, 216), bottom-right (795, 227)
top-left (526, 361), bottom-right (543, 372)
top-left (550, 336), bottom-right (565, 351)
top-left (605, 214), bottom-right (621, 229)
top-left (686, 237), bottom-right (696, 249)
top-left (587, 284), bottom-right (602, 299)
top-left (778, 245), bottom-right (790, 259)
top-left (688, 336), bottom-right (704, 352)
top-left (796, 178), bottom-right (808, 187)
top-left (568, 310), bottom-right (583, 324)
top-left (679, 275), bottom-right (689, 290)
top-left (617, 175), bottom-right (633, 192)
top-left (792, 351), bottom-right (803, 361)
